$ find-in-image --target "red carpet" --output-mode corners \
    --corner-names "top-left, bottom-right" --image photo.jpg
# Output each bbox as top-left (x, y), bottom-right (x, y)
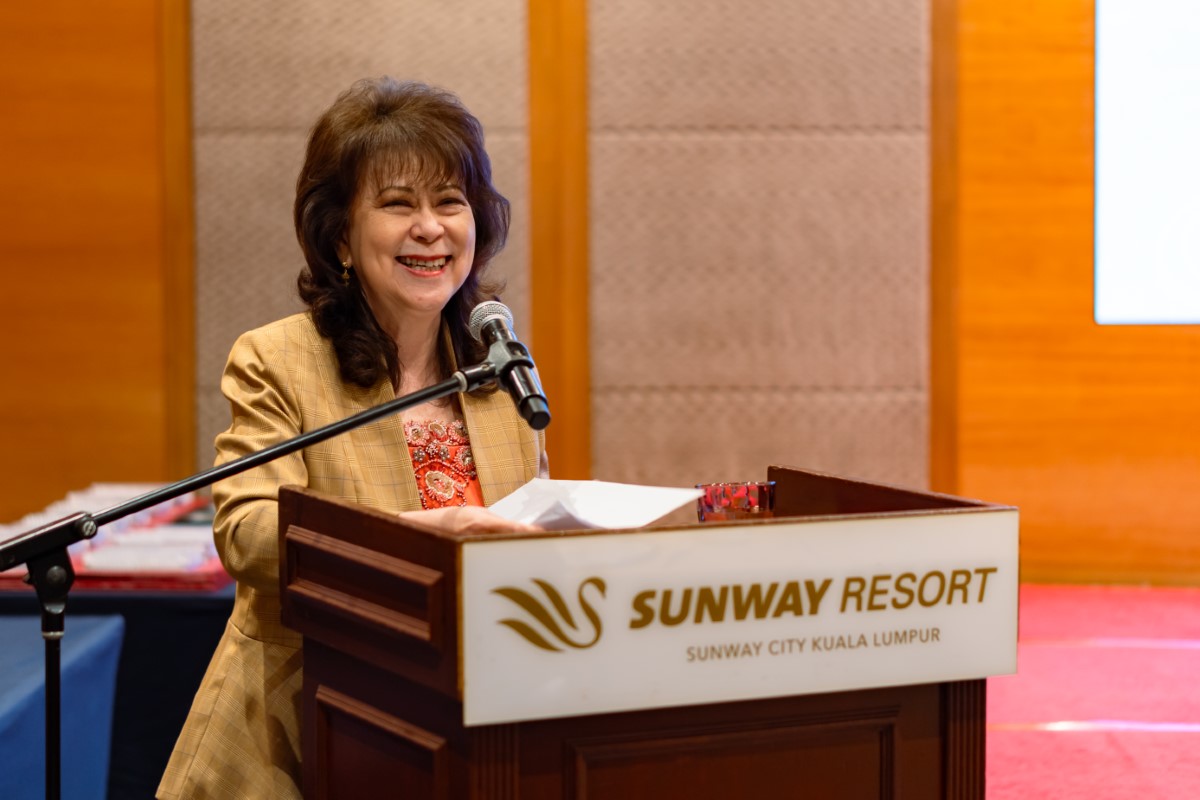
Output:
top-left (987, 584), bottom-right (1200, 798)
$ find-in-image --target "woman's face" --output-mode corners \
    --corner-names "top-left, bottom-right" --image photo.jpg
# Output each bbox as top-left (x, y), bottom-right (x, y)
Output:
top-left (341, 170), bottom-right (476, 330)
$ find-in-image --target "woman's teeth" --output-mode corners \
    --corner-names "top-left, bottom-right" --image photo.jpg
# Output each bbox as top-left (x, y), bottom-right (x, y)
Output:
top-left (398, 256), bottom-right (447, 271)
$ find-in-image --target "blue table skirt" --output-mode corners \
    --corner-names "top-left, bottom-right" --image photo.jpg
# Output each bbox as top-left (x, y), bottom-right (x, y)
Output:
top-left (0, 615), bottom-right (124, 800)
top-left (0, 586), bottom-right (234, 800)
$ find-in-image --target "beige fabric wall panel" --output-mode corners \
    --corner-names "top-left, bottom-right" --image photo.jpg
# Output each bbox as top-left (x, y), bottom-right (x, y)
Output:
top-left (192, 1), bottom-right (527, 131)
top-left (590, 0), bottom-right (929, 489)
top-left (596, 389), bottom-right (927, 489)
top-left (191, 0), bottom-right (529, 469)
top-left (591, 2), bottom-right (927, 130)
top-left (591, 136), bottom-right (928, 389)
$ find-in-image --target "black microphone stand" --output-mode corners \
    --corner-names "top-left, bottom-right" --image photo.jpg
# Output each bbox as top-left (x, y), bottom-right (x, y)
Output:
top-left (0, 355), bottom-right (524, 800)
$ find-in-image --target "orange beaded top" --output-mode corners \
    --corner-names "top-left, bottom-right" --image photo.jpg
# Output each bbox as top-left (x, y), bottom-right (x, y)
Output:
top-left (404, 418), bottom-right (483, 509)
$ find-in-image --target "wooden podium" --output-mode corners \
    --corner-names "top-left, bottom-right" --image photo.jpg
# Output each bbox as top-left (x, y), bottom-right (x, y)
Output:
top-left (279, 465), bottom-right (1017, 799)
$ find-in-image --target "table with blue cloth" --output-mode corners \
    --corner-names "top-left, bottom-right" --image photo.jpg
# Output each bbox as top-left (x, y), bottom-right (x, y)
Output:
top-left (0, 586), bottom-right (234, 800)
top-left (0, 615), bottom-right (124, 800)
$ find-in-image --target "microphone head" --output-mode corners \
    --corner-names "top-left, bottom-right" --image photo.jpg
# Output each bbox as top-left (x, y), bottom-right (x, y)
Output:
top-left (469, 301), bottom-right (514, 342)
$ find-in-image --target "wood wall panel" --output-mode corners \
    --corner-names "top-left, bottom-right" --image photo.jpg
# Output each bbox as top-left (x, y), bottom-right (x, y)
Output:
top-left (933, 1), bottom-right (1200, 584)
top-left (0, 3), bottom-right (193, 524)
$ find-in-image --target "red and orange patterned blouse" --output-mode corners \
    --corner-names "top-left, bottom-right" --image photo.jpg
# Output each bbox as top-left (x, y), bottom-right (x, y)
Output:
top-left (404, 418), bottom-right (483, 509)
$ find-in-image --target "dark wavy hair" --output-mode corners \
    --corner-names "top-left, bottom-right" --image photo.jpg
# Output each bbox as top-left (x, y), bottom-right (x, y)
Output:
top-left (294, 77), bottom-right (509, 389)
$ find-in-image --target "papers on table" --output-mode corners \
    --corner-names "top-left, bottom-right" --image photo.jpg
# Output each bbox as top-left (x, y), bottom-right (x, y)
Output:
top-left (489, 478), bottom-right (702, 531)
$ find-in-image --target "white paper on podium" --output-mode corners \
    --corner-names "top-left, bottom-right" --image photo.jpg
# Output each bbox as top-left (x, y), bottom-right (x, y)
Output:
top-left (488, 478), bottom-right (702, 530)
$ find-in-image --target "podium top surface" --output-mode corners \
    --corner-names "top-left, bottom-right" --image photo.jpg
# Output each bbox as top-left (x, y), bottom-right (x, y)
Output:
top-left (314, 463), bottom-right (1012, 545)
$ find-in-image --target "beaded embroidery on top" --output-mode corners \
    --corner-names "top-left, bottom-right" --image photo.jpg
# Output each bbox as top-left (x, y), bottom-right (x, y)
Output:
top-left (405, 418), bottom-right (478, 509)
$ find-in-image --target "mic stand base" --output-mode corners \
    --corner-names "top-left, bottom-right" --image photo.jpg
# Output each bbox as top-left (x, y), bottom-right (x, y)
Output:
top-left (25, 545), bottom-right (75, 800)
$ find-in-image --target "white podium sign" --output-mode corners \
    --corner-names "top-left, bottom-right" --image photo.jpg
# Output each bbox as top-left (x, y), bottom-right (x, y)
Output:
top-left (460, 508), bottom-right (1018, 726)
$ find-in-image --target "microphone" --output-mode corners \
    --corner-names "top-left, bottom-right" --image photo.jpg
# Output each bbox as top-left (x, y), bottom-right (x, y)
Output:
top-left (468, 301), bottom-right (551, 431)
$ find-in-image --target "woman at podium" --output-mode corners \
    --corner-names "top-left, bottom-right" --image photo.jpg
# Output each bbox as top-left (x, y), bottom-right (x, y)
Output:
top-left (157, 77), bottom-right (547, 799)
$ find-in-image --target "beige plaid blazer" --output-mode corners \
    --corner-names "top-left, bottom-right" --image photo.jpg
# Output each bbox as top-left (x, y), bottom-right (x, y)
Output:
top-left (158, 313), bottom-right (545, 799)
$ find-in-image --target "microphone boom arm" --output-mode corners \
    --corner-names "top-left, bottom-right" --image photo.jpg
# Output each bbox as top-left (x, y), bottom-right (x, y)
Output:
top-left (0, 343), bottom-right (533, 800)
top-left (0, 364), bottom-right (503, 574)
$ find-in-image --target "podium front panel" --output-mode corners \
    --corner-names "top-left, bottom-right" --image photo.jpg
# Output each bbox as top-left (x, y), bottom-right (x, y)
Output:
top-left (281, 464), bottom-right (1011, 800)
top-left (461, 508), bottom-right (1017, 726)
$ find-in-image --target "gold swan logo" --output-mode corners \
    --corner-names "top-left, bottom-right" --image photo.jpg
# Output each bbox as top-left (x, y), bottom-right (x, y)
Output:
top-left (492, 577), bottom-right (607, 651)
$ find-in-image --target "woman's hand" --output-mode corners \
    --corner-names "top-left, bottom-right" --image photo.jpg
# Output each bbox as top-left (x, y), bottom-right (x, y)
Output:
top-left (396, 506), bottom-right (541, 535)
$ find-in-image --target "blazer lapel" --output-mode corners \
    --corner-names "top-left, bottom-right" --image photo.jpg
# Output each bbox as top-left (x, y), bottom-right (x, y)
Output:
top-left (461, 391), bottom-right (511, 506)
top-left (335, 373), bottom-right (422, 513)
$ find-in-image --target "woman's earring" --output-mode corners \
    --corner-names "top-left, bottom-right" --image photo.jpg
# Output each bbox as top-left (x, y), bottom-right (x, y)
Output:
top-left (341, 259), bottom-right (352, 285)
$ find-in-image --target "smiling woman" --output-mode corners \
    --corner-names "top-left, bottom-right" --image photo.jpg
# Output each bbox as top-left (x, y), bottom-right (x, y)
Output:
top-left (156, 77), bottom-right (548, 800)
top-left (293, 79), bottom-right (512, 395)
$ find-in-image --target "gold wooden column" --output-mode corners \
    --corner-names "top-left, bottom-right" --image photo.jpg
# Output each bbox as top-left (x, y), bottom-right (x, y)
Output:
top-left (930, 0), bottom-right (960, 494)
top-left (163, 0), bottom-right (197, 480)
top-left (528, 0), bottom-right (591, 478)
